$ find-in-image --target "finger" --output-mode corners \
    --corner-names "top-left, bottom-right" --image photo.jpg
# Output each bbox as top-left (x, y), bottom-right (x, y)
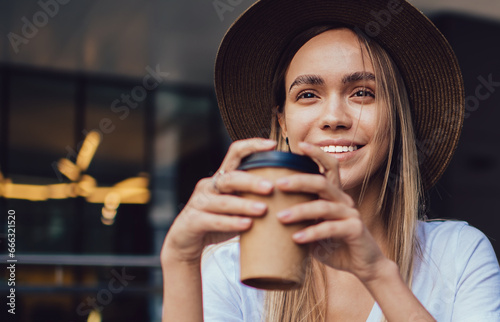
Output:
top-left (292, 217), bottom-right (364, 244)
top-left (185, 210), bottom-right (253, 235)
top-left (202, 194), bottom-right (268, 216)
top-left (298, 142), bottom-right (352, 193)
top-left (215, 170), bottom-right (274, 195)
top-left (219, 138), bottom-right (277, 171)
top-left (277, 199), bottom-right (357, 223)
top-left (275, 173), bottom-right (352, 206)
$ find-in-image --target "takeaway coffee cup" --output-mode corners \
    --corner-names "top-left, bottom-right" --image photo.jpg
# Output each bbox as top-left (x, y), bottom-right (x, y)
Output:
top-left (237, 151), bottom-right (320, 290)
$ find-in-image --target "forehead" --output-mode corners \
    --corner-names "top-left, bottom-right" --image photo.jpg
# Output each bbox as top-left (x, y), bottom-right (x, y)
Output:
top-left (286, 29), bottom-right (374, 83)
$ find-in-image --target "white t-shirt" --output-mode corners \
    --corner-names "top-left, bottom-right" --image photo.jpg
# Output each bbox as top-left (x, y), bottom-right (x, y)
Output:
top-left (201, 221), bottom-right (500, 321)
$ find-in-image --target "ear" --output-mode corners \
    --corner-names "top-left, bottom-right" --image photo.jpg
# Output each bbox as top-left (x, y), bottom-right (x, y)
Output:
top-left (277, 106), bottom-right (287, 139)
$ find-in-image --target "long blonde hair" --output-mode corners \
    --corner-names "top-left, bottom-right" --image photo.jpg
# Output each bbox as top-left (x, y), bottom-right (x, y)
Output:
top-left (265, 26), bottom-right (423, 321)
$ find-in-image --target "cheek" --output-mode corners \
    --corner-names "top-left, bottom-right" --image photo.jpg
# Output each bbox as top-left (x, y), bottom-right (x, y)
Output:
top-left (361, 107), bottom-right (388, 140)
top-left (369, 118), bottom-right (391, 165)
top-left (359, 108), bottom-right (391, 161)
top-left (285, 111), bottom-right (316, 140)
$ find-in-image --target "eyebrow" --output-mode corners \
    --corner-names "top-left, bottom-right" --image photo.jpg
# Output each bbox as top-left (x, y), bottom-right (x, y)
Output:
top-left (288, 72), bottom-right (376, 93)
top-left (289, 75), bottom-right (325, 93)
top-left (342, 71), bottom-right (376, 84)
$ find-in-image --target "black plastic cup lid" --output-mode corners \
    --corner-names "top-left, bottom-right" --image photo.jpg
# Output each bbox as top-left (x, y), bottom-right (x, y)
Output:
top-left (237, 151), bottom-right (320, 174)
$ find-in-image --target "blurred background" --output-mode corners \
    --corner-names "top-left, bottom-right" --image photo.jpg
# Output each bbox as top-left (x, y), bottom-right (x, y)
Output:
top-left (0, 0), bottom-right (499, 321)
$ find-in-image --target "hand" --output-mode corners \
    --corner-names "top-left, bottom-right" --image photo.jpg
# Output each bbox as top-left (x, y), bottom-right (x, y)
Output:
top-left (161, 138), bottom-right (277, 265)
top-left (275, 142), bottom-right (387, 282)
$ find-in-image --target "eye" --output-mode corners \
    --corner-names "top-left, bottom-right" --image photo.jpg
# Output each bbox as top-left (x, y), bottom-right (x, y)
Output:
top-left (297, 91), bottom-right (318, 100)
top-left (353, 89), bottom-right (375, 98)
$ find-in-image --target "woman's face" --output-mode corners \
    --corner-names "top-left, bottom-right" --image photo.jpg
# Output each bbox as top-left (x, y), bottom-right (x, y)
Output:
top-left (279, 28), bottom-right (390, 190)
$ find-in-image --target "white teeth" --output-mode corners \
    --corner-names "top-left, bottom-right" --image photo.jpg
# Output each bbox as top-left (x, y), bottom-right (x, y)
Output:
top-left (320, 145), bottom-right (358, 153)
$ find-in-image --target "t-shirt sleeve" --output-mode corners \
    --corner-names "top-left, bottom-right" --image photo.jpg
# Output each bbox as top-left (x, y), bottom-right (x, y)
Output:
top-left (201, 244), bottom-right (244, 322)
top-left (452, 224), bottom-right (500, 321)
top-left (201, 242), bottom-right (265, 322)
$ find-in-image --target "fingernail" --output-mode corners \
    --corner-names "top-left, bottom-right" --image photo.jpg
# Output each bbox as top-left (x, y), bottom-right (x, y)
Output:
top-left (293, 231), bottom-right (306, 241)
top-left (252, 202), bottom-right (267, 211)
top-left (239, 217), bottom-right (251, 225)
top-left (262, 139), bottom-right (276, 146)
top-left (276, 178), bottom-right (289, 187)
top-left (259, 180), bottom-right (273, 190)
top-left (277, 210), bottom-right (291, 220)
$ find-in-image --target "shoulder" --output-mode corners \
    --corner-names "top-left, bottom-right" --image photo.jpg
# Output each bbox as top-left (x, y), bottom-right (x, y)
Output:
top-left (414, 220), bottom-right (500, 321)
top-left (419, 219), bottom-right (470, 236)
top-left (416, 219), bottom-right (497, 268)
top-left (201, 240), bottom-right (265, 321)
top-left (417, 219), bottom-right (489, 250)
top-left (203, 239), bottom-right (240, 267)
top-left (201, 240), bottom-right (240, 290)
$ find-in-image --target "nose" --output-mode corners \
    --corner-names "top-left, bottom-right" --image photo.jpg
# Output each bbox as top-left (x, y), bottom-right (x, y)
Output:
top-left (319, 96), bottom-right (353, 130)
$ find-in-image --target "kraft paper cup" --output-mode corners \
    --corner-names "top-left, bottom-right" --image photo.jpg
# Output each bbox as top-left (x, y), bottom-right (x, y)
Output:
top-left (237, 151), bottom-right (320, 290)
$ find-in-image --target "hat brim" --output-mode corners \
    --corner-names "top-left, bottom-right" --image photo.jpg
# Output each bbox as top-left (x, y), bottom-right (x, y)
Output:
top-left (215, 0), bottom-right (464, 190)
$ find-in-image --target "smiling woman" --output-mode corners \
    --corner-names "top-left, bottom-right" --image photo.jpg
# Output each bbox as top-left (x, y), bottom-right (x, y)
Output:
top-left (160, 0), bottom-right (500, 321)
top-left (277, 28), bottom-right (391, 191)
top-left (265, 25), bottom-right (422, 322)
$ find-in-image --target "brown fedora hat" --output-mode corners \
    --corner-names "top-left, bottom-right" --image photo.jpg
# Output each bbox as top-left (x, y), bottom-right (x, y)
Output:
top-left (215, 0), bottom-right (464, 189)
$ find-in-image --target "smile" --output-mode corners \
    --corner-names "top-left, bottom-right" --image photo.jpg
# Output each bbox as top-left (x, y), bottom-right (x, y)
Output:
top-left (320, 145), bottom-right (360, 153)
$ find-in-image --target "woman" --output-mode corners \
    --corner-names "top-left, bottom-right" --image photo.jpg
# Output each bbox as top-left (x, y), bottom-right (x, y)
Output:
top-left (162, 0), bottom-right (500, 321)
